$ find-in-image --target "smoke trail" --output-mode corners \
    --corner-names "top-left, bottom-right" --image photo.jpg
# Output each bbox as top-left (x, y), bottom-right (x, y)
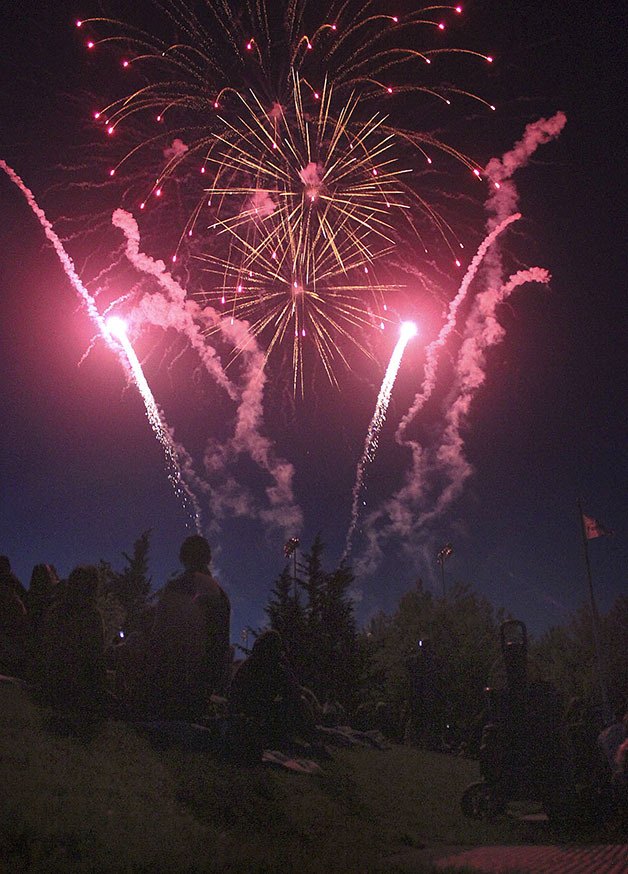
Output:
top-left (355, 114), bottom-right (566, 575)
top-left (111, 209), bottom-right (237, 400)
top-left (483, 112), bottom-right (567, 279)
top-left (112, 210), bottom-right (303, 539)
top-left (0, 159), bottom-right (201, 529)
top-left (343, 322), bottom-right (417, 561)
top-left (396, 212), bottom-right (522, 442)
top-left (411, 266), bottom-right (551, 531)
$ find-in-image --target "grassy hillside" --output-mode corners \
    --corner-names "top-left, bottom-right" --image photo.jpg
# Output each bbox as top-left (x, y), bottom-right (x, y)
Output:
top-left (0, 679), bottom-right (523, 873)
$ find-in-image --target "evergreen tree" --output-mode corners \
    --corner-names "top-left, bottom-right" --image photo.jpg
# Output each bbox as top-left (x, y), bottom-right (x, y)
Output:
top-left (102, 530), bottom-right (153, 633)
top-left (264, 537), bottom-right (360, 710)
top-left (365, 579), bottom-right (505, 745)
top-left (532, 594), bottom-right (628, 718)
top-left (265, 564), bottom-right (307, 679)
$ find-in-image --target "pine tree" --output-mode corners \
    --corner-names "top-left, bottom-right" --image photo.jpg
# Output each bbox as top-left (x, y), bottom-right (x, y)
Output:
top-left (265, 564), bottom-right (307, 678)
top-left (264, 537), bottom-right (361, 710)
top-left (103, 530), bottom-right (153, 633)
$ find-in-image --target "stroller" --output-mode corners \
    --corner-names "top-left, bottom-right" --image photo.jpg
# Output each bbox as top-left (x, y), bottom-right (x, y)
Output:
top-left (460, 620), bottom-right (571, 823)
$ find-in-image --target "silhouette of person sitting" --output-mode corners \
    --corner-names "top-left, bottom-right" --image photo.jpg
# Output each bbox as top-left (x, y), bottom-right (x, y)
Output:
top-left (40, 565), bottom-right (106, 711)
top-left (0, 556), bottom-right (30, 678)
top-left (228, 630), bottom-right (314, 750)
top-left (26, 563), bottom-right (59, 629)
top-left (150, 535), bottom-right (230, 720)
top-left (0, 555), bottom-right (27, 602)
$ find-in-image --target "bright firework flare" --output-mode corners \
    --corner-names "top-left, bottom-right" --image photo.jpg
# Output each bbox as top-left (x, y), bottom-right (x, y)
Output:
top-left (343, 319), bottom-right (418, 560)
top-left (0, 157), bottom-right (200, 530)
top-left (78, 1), bottom-right (495, 390)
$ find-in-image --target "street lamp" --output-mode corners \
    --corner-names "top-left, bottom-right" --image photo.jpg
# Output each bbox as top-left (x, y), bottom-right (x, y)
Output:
top-left (437, 543), bottom-right (453, 598)
top-left (284, 536), bottom-right (300, 600)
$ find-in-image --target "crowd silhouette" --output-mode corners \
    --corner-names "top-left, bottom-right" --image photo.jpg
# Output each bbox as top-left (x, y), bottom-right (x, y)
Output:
top-left (0, 539), bottom-right (626, 821)
top-left (0, 538), bottom-right (320, 760)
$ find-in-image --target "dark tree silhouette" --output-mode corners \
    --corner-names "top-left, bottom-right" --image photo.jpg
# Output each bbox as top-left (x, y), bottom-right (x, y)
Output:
top-left (100, 530), bottom-right (153, 635)
top-left (265, 535), bottom-right (359, 709)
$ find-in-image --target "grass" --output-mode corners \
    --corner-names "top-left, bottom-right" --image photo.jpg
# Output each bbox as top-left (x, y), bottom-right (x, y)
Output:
top-left (0, 680), bottom-right (618, 873)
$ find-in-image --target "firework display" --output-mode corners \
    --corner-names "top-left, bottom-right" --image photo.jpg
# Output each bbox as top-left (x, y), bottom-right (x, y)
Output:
top-left (78, 1), bottom-right (495, 388)
top-left (0, 3), bottom-right (567, 587)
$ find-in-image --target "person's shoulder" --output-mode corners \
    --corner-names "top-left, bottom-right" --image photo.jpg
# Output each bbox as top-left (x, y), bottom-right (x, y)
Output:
top-left (192, 571), bottom-right (224, 596)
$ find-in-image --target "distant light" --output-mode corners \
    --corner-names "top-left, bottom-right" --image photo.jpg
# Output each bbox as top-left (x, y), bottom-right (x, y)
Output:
top-left (400, 320), bottom-right (418, 341)
top-left (438, 22), bottom-right (445, 31)
top-left (76, 20), bottom-right (83, 27)
top-left (86, 40), bottom-right (94, 49)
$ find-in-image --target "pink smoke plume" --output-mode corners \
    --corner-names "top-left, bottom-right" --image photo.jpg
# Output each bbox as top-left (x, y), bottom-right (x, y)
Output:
top-left (299, 162), bottom-right (324, 188)
top-left (355, 113), bottom-right (566, 576)
top-left (112, 208), bottom-right (236, 399)
top-left (396, 211), bottom-right (522, 442)
top-left (112, 210), bottom-right (302, 538)
top-left (485, 112), bottom-right (567, 228)
top-left (413, 266), bottom-right (550, 530)
top-left (247, 189), bottom-right (277, 219)
top-left (163, 138), bottom-right (189, 160)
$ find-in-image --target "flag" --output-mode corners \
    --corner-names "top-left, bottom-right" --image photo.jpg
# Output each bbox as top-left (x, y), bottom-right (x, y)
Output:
top-left (583, 513), bottom-right (613, 539)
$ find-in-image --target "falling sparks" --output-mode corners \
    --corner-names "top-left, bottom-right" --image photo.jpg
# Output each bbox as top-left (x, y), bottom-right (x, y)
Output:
top-left (106, 317), bottom-right (202, 531)
top-left (343, 320), bottom-right (418, 560)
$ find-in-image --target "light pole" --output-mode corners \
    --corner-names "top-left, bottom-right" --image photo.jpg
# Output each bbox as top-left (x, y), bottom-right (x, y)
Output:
top-left (284, 536), bottom-right (300, 600)
top-left (437, 543), bottom-right (453, 598)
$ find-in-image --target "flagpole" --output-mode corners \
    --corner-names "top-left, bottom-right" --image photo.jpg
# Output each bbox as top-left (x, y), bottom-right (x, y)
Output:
top-left (577, 498), bottom-right (612, 725)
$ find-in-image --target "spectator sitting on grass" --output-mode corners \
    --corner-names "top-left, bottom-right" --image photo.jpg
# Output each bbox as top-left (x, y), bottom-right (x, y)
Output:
top-left (0, 555), bottom-right (27, 602)
top-left (150, 535), bottom-right (230, 720)
top-left (228, 629), bottom-right (314, 750)
top-left (0, 558), bottom-right (30, 678)
top-left (26, 563), bottom-right (59, 629)
top-left (40, 565), bottom-right (106, 712)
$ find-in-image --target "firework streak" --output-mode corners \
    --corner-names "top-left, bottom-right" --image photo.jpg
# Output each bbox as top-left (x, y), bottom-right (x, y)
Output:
top-left (0, 159), bottom-right (200, 530)
top-left (343, 321), bottom-right (417, 560)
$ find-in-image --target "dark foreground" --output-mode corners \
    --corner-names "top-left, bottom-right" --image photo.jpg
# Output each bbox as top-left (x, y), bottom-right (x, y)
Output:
top-left (1, 680), bottom-right (624, 873)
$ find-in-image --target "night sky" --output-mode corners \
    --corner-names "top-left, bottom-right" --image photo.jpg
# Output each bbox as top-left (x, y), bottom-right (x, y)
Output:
top-left (1, 0), bottom-right (625, 643)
